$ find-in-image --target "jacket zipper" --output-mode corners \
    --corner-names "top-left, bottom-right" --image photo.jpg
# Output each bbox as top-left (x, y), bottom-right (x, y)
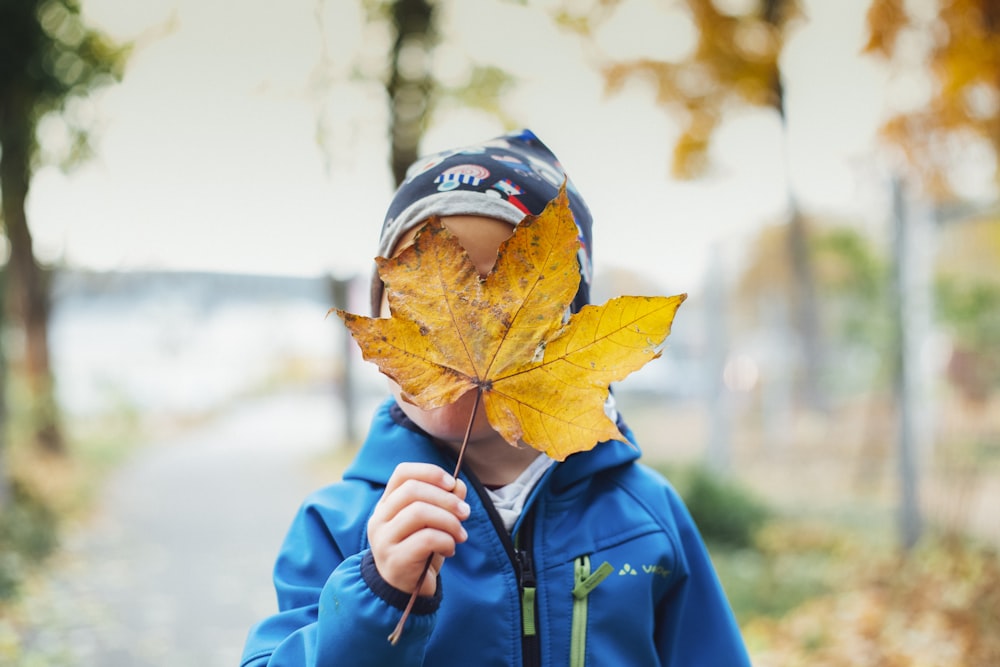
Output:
top-left (462, 470), bottom-right (543, 667)
top-left (514, 516), bottom-right (540, 667)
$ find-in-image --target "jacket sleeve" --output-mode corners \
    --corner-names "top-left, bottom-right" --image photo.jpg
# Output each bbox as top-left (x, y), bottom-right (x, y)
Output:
top-left (240, 494), bottom-right (440, 667)
top-left (655, 484), bottom-right (753, 666)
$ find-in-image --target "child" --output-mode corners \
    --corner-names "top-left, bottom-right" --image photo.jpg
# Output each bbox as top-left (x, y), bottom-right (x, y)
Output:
top-left (241, 129), bottom-right (752, 666)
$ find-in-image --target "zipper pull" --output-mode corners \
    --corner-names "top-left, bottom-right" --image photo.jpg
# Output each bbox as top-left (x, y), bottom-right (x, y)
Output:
top-left (517, 548), bottom-right (538, 637)
top-left (573, 560), bottom-right (614, 599)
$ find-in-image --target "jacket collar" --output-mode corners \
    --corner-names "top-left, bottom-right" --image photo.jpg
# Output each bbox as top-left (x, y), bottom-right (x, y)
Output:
top-left (343, 398), bottom-right (641, 492)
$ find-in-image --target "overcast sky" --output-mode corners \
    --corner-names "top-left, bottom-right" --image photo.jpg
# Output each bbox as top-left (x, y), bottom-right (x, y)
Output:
top-left (28, 0), bottom-right (893, 302)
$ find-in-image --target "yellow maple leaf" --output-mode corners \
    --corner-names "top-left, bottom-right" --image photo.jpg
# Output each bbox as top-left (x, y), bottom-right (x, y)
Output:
top-left (336, 187), bottom-right (686, 461)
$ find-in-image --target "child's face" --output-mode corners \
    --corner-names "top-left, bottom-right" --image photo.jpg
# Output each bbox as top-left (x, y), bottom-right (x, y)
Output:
top-left (381, 215), bottom-right (516, 449)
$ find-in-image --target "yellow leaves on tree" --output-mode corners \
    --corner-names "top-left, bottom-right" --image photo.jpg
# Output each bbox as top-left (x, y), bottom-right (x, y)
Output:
top-left (864, 0), bottom-right (1000, 198)
top-left (335, 187), bottom-right (685, 461)
top-left (599, 0), bottom-right (802, 178)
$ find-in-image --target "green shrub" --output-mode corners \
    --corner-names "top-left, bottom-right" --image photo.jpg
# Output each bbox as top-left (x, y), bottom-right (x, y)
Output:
top-left (711, 525), bottom-right (844, 623)
top-left (658, 464), bottom-right (771, 549)
top-left (0, 481), bottom-right (59, 600)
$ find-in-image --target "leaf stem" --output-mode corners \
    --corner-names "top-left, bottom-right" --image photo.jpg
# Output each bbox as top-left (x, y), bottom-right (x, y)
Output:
top-left (387, 389), bottom-right (481, 645)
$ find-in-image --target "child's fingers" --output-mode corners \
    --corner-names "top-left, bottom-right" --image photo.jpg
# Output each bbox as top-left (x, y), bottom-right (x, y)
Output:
top-left (367, 462), bottom-right (473, 595)
top-left (396, 524), bottom-right (464, 562)
top-left (376, 477), bottom-right (471, 525)
top-left (384, 462), bottom-right (457, 495)
top-left (369, 503), bottom-right (466, 595)
top-left (383, 463), bottom-right (468, 503)
top-left (379, 500), bottom-right (469, 551)
top-left (452, 478), bottom-right (468, 502)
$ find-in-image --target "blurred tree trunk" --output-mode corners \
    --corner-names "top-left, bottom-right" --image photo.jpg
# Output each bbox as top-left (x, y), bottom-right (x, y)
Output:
top-left (890, 176), bottom-right (924, 550)
top-left (888, 175), bottom-right (936, 551)
top-left (0, 266), bottom-right (7, 508)
top-left (780, 158), bottom-right (826, 412)
top-left (704, 245), bottom-right (732, 473)
top-left (386, 0), bottom-right (437, 186)
top-left (354, 1), bottom-right (511, 187)
top-left (787, 209), bottom-right (824, 410)
top-left (0, 0), bottom-right (127, 457)
top-left (0, 89), bottom-right (61, 454)
top-left (329, 275), bottom-right (358, 447)
top-left (736, 7), bottom-right (820, 413)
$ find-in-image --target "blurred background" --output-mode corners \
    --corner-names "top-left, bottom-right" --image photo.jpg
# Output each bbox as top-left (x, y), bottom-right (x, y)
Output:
top-left (1, 0), bottom-right (999, 664)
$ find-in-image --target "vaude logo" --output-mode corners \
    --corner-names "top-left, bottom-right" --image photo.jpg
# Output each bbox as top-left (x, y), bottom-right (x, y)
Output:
top-left (618, 563), bottom-right (670, 579)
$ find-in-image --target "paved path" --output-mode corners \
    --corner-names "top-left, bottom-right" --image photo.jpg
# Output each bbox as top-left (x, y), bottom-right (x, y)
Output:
top-left (14, 389), bottom-right (352, 666)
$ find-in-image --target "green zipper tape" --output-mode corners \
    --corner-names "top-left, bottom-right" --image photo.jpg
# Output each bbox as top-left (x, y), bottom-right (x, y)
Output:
top-left (571, 556), bottom-right (613, 667)
top-left (522, 586), bottom-right (537, 637)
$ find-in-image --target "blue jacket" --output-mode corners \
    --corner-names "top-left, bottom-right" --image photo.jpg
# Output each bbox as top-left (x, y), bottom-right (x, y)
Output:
top-left (241, 399), bottom-right (751, 666)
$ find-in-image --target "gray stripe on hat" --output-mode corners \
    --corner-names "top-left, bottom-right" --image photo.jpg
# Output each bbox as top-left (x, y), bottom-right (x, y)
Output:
top-left (376, 191), bottom-right (526, 259)
top-left (370, 192), bottom-right (527, 315)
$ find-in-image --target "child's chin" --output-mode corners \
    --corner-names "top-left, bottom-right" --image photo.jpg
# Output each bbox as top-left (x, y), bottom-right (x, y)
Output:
top-left (395, 400), bottom-right (469, 441)
top-left (419, 411), bottom-right (487, 444)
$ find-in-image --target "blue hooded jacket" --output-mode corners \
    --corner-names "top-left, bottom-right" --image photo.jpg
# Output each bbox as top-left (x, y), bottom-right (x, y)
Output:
top-left (241, 399), bottom-right (752, 666)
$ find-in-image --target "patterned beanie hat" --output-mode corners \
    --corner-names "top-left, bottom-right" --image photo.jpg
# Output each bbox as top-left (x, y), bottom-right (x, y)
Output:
top-left (370, 128), bottom-right (594, 316)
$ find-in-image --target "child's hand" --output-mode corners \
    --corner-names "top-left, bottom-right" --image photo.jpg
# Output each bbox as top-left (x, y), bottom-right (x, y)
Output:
top-left (368, 462), bottom-right (470, 597)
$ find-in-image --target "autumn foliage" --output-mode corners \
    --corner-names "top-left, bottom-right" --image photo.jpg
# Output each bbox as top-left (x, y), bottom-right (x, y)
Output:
top-left (746, 539), bottom-right (1000, 666)
top-left (335, 187), bottom-right (685, 461)
top-left (865, 0), bottom-right (1000, 198)
top-left (593, 0), bottom-right (801, 178)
